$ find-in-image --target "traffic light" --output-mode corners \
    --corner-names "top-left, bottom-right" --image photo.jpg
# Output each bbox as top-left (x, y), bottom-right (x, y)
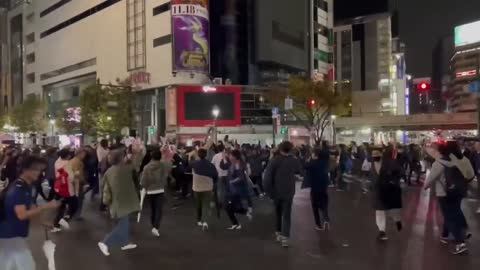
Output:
top-left (280, 126), bottom-right (288, 134)
top-left (149, 126), bottom-right (155, 135)
top-left (309, 99), bottom-right (315, 106)
top-left (417, 82), bottom-right (430, 92)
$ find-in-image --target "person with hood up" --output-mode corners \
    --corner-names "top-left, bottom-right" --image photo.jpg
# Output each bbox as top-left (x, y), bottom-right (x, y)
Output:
top-left (424, 141), bottom-right (474, 255)
top-left (140, 150), bottom-right (171, 237)
top-left (371, 146), bottom-right (403, 241)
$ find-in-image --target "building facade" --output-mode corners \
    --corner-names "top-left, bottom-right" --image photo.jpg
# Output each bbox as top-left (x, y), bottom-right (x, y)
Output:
top-left (311, 0), bottom-right (334, 81)
top-left (2, 0), bottom-right (210, 141)
top-left (449, 20), bottom-right (480, 112)
top-left (1, 0), bottom-right (317, 145)
top-left (334, 13), bottom-right (407, 116)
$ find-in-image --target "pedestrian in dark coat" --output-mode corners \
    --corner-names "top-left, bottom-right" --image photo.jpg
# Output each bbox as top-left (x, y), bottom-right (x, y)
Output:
top-left (305, 147), bottom-right (330, 230)
top-left (371, 146), bottom-right (403, 241)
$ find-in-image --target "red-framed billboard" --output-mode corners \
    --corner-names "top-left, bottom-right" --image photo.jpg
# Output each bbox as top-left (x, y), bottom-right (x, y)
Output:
top-left (176, 85), bottom-right (241, 127)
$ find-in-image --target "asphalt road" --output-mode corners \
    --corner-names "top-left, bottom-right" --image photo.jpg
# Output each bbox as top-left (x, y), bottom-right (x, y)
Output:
top-left (27, 178), bottom-right (480, 270)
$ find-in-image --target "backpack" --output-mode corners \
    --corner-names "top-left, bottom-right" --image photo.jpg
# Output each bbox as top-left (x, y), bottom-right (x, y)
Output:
top-left (443, 164), bottom-right (469, 198)
top-left (54, 167), bottom-right (72, 197)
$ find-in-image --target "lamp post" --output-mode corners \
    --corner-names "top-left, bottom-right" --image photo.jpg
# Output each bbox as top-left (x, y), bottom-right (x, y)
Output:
top-left (49, 119), bottom-right (55, 145)
top-left (212, 105), bottom-right (220, 142)
top-left (331, 115), bottom-right (337, 145)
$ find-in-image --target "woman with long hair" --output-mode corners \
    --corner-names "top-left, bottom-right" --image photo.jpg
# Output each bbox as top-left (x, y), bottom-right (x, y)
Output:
top-left (221, 149), bottom-right (251, 230)
top-left (371, 146), bottom-right (403, 241)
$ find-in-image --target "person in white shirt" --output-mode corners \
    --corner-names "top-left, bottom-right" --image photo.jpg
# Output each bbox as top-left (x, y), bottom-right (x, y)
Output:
top-left (211, 145), bottom-right (228, 206)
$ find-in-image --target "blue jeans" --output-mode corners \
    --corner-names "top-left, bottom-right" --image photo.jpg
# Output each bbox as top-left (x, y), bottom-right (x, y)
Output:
top-left (0, 238), bottom-right (35, 270)
top-left (103, 216), bottom-right (130, 248)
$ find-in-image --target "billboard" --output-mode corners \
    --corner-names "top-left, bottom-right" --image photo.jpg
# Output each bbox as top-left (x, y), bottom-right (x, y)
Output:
top-left (176, 85), bottom-right (241, 127)
top-left (455, 20), bottom-right (480, 47)
top-left (171, 0), bottom-right (209, 74)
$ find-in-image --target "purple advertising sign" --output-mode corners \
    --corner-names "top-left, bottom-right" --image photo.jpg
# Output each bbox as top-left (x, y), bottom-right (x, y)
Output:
top-left (171, 2), bottom-right (209, 74)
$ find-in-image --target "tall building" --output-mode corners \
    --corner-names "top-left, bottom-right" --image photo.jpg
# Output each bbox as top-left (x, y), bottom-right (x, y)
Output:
top-left (1, 0), bottom-right (212, 140)
top-left (449, 20), bottom-right (480, 112)
top-left (0, 0), bottom-right (317, 143)
top-left (431, 35), bottom-right (453, 112)
top-left (333, 0), bottom-right (408, 116)
top-left (210, 0), bottom-right (312, 86)
top-left (311, 0), bottom-right (334, 81)
top-left (0, 3), bottom-right (7, 115)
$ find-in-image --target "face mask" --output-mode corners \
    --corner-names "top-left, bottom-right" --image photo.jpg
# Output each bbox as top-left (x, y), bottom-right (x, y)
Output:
top-left (373, 157), bottom-right (382, 162)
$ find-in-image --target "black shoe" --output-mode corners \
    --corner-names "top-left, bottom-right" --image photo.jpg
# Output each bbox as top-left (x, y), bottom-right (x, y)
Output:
top-left (377, 231), bottom-right (388, 241)
top-left (465, 232), bottom-right (472, 240)
top-left (452, 243), bottom-right (468, 255)
top-left (396, 221), bottom-right (403, 232)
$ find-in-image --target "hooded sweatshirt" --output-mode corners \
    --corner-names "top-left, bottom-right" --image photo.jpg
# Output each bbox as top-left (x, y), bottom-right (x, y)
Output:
top-left (140, 160), bottom-right (171, 194)
top-left (425, 153), bottom-right (475, 197)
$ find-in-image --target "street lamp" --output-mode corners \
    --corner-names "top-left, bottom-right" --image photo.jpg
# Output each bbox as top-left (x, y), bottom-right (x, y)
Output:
top-left (331, 115), bottom-right (337, 145)
top-left (212, 106), bottom-right (220, 119)
top-left (49, 119), bottom-right (56, 145)
top-left (212, 105), bottom-right (220, 142)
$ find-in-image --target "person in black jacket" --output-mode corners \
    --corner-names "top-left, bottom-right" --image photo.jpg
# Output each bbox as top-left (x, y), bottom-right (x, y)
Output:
top-left (371, 146), bottom-right (403, 241)
top-left (305, 146), bottom-right (330, 230)
top-left (263, 141), bottom-right (302, 248)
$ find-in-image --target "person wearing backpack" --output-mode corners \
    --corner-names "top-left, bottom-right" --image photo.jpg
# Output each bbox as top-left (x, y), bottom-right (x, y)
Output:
top-left (140, 150), bottom-right (171, 237)
top-left (51, 148), bottom-right (78, 232)
top-left (424, 141), bottom-right (474, 255)
top-left (0, 156), bottom-right (59, 270)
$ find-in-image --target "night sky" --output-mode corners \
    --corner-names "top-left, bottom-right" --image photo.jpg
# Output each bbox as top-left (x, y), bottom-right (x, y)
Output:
top-left (398, 0), bottom-right (480, 77)
top-left (335, 0), bottom-right (480, 77)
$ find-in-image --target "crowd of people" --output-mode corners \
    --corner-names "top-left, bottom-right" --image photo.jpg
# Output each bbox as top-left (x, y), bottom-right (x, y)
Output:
top-left (0, 136), bottom-right (479, 269)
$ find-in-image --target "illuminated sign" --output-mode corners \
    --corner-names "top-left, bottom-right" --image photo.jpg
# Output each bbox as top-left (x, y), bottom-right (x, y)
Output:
top-left (456, 70), bottom-right (477, 78)
top-left (455, 20), bottom-right (480, 47)
top-left (202, 85), bottom-right (217, 92)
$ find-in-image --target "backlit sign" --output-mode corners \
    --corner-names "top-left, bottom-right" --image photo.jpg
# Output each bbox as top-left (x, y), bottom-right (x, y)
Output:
top-left (456, 70), bottom-right (477, 78)
top-left (455, 20), bottom-right (480, 47)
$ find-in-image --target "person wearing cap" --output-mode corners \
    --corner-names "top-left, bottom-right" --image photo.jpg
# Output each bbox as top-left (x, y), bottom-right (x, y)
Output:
top-left (370, 146), bottom-right (403, 241)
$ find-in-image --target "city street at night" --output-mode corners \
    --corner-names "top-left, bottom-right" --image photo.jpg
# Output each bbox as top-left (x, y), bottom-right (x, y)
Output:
top-left (27, 180), bottom-right (480, 270)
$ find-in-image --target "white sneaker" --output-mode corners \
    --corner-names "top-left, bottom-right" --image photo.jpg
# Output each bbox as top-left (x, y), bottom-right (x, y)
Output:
top-left (202, 222), bottom-right (209, 231)
top-left (476, 207), bottom-right (480, 214)
top-left (50, 227), bottom-right (61, 233)
top-left (246, 212), bottom-right (253, 221)
top-left (275, 232), bottom-right (282, 242)
top-left (281, 238), bottom-right (289, 248)
top-left (151, 228), bottom-right (160, 237)
top-left (121, 244), bottom-right (138, 251)
top-left (227, 224), bottom-right (242, 230)
top-left (98, 242), bottom-right (110, 256)
top-left (197, 221), bottom-right (203, 227)
top-left (59, 218), bottom-right (70, 230)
